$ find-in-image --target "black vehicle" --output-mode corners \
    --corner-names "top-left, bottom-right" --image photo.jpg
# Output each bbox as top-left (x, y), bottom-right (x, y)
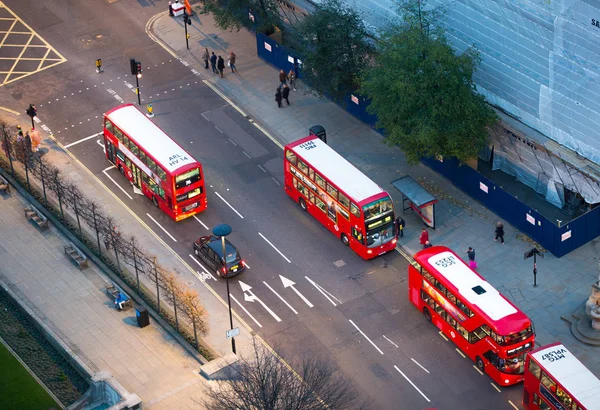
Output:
top-left (192, 235), bottom-right (246, 278)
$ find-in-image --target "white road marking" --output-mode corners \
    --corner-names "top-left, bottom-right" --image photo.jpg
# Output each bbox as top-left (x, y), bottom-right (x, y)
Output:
top-left (394, 366), bottom-right (431, 402)
top-left (102, 168), bottom-right (132, 199)
top-left (491, 383), bottom-right (501, 393)
top-left (188, 254), bottom-right (217, 281)
top-left (214, 126), bottom-right (223, 134)
top-left (263, 281), bottom-right (297, 314)
top-left (258, 232), bottom-right (291, 263)
top-left (242, 151), bottom-right (251, 159)
top-left (146, 213), bottom-right (177, 242)
top-left (239, 281), bottom-right (281, 322)
top-left (230, 294), bottom-right (262, 328)
top-left (257, 165), bottom-right (267, 173)
top-left (202, 79), bottom-right (248, 117)
top-left (305, 276), bottom-right (340, 306)
top-left (64, 132), bottom-right (103, 148)
top-left (438, 331), bottom-right (448, 341)
top-left (228, 138), bottom-right (237, 146)
top-left (382, 335), bottom-right (398, 348)
top-left (243, 261), bottom-right (250, 269)
top-left (455, 348), bottom-right (466, 358)
top-left (508, 400), bottom-right (519, 410)
top-left (473, 365), bottom-right (484, 375)
top-left (214, 192), bottom-right (244, 219)
top-left (349, 320), bottom-right (383, 355)
top-left (280, 275), bottom-right (313, 307)
top-left (200, 112), bottom-right (210, 122)
top-left (411, 358), bottom-right (430, 374)
top-left (271, 177), bottom-right (280, 186)
top-left (193, 215), bottom-right (209, 230)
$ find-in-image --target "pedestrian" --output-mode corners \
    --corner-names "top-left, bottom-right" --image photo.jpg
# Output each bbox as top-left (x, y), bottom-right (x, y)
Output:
top-left (395, 216), bottom-right (405, 238)
top-left (495, 221), bottom-right (505, 244)
top-left (288, 68), bottom-right (296, 91)
top-left (424, 241), bottom-right (433, 249)
top-left (168, 1), bottom-right (174, 16)
top-left (275, 87), bottom-right (283, 108)
top-left (279, 69), bottom-right (287, 87)
top-left (210, 52), bottom-right (217, 74)
top-left (202, 48), bottom-right (209, 69)
top-left (217, 55), bottom-right (225, 78)
top-left (419, 228), bottom-right (429, 248)
top-left (229, 51), bottom-right (237, 73)
top-left (466, 247), bottom-right (477, 269)
top-left (282, 84), bottom-right (290, 105)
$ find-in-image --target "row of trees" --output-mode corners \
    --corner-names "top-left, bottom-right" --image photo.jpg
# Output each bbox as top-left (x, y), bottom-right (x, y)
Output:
top-left (200, 0), bottom-right (497, 164)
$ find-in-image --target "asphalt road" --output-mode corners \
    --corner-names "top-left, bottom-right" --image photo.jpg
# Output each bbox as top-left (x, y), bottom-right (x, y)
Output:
top-left (1, 1), bottom-right (523, 409)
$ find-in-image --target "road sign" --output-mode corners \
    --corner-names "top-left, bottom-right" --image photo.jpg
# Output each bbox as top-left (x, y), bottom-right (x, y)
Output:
top-left (226, 327), bottom-right (240, 339)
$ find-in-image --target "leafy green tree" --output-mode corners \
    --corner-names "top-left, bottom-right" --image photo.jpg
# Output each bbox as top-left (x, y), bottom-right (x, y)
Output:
top-left (199, 0), bottom-right (281, 33)
top-left (290, 0), bottom-right (373, 102)
top-left (360, 0), bottom-right (497, 164)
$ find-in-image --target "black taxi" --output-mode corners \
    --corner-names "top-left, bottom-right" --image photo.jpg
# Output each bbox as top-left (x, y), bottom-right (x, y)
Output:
top-left (192, 235), bottom-right (246, 278)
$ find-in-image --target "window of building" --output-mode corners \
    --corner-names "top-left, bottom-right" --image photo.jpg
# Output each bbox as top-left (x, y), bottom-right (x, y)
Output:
top-left (286, 150), bottom-right (297, 165)
top-left (350, 203), bottom-right (360, 218)
top-left (338, 192), bottom-right (350, 209)
top-left (528, 359), bottom-right (541, 379)
top-left (326, 183), bottom-right (338, 200)
top-left (298, 160), bottom-right (309, 175)
top-left (315, 197), bottom-right (327, 213)
top-left (315, 173), bottom-right (326, 190)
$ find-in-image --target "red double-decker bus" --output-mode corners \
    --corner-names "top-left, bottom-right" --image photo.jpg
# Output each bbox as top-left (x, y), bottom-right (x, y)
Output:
top-left (408, 246), bottom-right (535, 386)
top-left (103, 104), bottom-right (206, 221)
top-left (284, 135), bottom-right (397, 259)
top-left (523, 342), bottom-right (600, 410)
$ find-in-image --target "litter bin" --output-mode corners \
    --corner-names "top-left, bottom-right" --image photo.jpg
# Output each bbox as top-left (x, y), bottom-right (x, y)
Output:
top-left (309, 125), bottom-right (326, 144)
top-left (135, 307), bottom-right (150, 328)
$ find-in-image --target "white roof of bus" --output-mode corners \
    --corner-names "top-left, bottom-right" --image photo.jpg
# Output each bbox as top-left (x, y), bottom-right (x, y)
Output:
top-left (532, 344), bottom-right (600, 408)
top-left (290, 137), bottom-right (383, 203)
top-left (106, 105), bottom-right (196, 173)
top-left (427, 251), bottom-right (517, 321)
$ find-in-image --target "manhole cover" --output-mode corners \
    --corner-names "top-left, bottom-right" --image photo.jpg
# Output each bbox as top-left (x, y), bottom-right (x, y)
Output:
top-left (333, 259), bottom-right (346, 268)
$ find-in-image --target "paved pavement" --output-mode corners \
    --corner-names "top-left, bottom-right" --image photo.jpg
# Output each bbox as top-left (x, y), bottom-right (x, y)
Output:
top-left (150, 9), bottom-right (600, 374)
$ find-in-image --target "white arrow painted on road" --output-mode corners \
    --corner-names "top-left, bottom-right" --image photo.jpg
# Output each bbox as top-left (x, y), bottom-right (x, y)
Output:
top-left (239, 281), bottom-right (281, 322)
top-left (280, 275), bottom-right (313, 308)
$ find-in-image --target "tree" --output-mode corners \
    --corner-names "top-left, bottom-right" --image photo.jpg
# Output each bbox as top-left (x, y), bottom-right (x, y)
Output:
top-left (199, 0), bottom-right (282, 33)
top-left (290, 0), bottom-right (373, 102)
top-left (359, 0), bottom-right (497, 164)
top-left (204, 339), bottom-right (365, 409)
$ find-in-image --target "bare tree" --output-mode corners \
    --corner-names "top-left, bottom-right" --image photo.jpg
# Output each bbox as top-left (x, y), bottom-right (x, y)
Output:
top-left (204, 339), bottom-right (365, 410)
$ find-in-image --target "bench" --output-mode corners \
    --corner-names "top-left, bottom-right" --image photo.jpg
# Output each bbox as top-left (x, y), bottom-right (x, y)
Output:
top-left (0, 174), bottom-right (9, 195)
top-left (64, 242), bottom-right (88, 269)
top-left (105, 283), bottom-right (133, 311)
top-left (24, 205), bottom-right (49, 231)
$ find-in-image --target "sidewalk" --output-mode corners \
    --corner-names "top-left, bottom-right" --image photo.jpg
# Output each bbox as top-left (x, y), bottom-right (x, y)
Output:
top-left (150, 10), bottom-right (600, 374)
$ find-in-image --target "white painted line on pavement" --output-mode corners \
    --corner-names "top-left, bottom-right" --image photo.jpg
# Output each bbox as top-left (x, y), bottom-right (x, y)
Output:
top-left (188, 254), bottom-right (217, 281)
top-left (64, 132), bottom-right (103, 148)
top-left (96, 139), bottom-right (106, 154)
top-left (491, 383), bottom-right (501, 393)
top-left (257, 165), bottom-right (267, 173)
top-left (472, 365), bottom-right (484, 375)
top-left (230, 294), bottom-right (262, 328)
top-left (438, 331), bottom-right (448, 341)
top-left (202, 80), bottom-right (248, 117)
top-left (382, 335), bottom-right (398, 348)
top-left (508, 400), bottom-right (519, 410)
top-left (215, 126), bottom-right (223, 134)
top-left (349, 319), bottom-right (383, 355)
top-left (263, 281), bottom-right (298, 314)
top-left (215, 192), bottom-right (244, 219)
top-left (394, 365), bottom-right (431, 403)
top-left (411, 358), bottom-right (430, 374)
top-left (201, 112), bottom-right (210, 122)
top-left (455, 348), bottom-right (466, 359)
top-left (102, 169), bottom-right (133, 200)
top-left (146, 213), bottom-right (177, 242)
top-left (102, 166), bottom-right (115, 172)
top-left (193, 215), bottom-right (209, 230)
top-left (305, 276), bottom-right (340, 306)
top-left (280, 275), bottom-right (313, 307)
top-left (240, 281), bottom-right (282, 322)
top-left (271, 177), bottom-right (281, 186)
top-left (258, 232), bottom-right (291, 263)
top-left (228, 138), bottom-right (238, 147)
top-left (242, 151), bottom-right (251, 159)
top-left (243, 261), bottom-right (250, 269)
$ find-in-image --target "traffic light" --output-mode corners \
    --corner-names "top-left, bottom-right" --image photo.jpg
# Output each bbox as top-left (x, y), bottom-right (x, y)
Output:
top-left (130, 58), bottom-right (137, 76)
top-left (26, 104), bottom-right (37, 118)
top-left (136, 61), bottom-right (142, 78)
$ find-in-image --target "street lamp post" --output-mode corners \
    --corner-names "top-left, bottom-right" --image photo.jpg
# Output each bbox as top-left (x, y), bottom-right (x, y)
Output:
top-left (213, 223), bottom-right (236, 355)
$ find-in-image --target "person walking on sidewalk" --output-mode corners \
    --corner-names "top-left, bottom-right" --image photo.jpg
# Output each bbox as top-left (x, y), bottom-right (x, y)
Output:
top-left (202, 48), bottom-right (209, 69)
top-left (210, 52), bottom-right (217, 74)
top-left (288, 68), bottom-right (296, 91)
top-left (419, 228), bottom-right (429, 248)
top-left (466, 247), bottom-right (477, 269)
top-left (275, 87), bottom-right (283, 108)
top-left (282, 84), bottom-right (290, 105)
top-left (495, 221), bottom-right (505, 244)
top-left (229, 52), bottom-right (237, 73)
top-left (217, 55), bottom-right (225, 78)
top-left (395, 216), bottom-right (405, 238)
top-left (279, 69), bottom-right (288, 87)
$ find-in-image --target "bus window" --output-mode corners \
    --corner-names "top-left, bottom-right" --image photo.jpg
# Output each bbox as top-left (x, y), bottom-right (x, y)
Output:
top-left (298, 160), bottom-right (309, 175)
top-left (540, 372), bottom-right (557, 393)
top-left (105, 120), bottom-right (114, 134)
top-left (285, 150), bottom-right (297, 166)
top-left (528, 359), bottom-right (541, 379)
top-left (315, 173), bottom-right (326, 189)
top-left (350, 203), bottom-right (360, 218)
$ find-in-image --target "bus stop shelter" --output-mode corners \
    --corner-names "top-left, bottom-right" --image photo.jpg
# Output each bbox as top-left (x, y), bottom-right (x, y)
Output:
top-left (392, 176), bottom-right (438, 228)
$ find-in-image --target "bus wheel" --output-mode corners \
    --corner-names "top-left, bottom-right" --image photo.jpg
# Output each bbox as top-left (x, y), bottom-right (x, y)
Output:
top-left (299, 198), bottom-right (307, 211)
top-left (341, 233), bottom-right (349, 246)
top-left (476, 356), bottom-right (485, 372)
top-left (423, 307), bottom-right (432, 322)
top-left (118, 165), bottom-right (125, 175)
top-left (152, 196), bottom-right (159, 207)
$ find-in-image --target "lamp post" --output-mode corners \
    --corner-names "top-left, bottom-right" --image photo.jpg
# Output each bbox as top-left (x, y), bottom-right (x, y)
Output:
top-left (213, 223), bottom-right (236, 354)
